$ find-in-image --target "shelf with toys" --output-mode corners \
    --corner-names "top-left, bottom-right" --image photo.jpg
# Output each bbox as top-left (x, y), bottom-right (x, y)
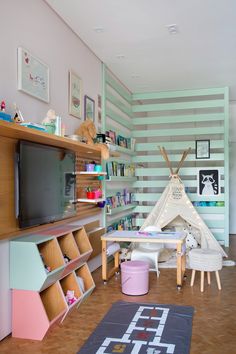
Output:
top-left (10, 224), bottom-right (95, 340)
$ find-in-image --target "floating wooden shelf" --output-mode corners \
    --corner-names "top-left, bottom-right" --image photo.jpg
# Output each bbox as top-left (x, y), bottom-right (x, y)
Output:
top-left (76, 198), bottom-right (106, 203)
top-left (76, 171), bottom-right (107, 176)
top-left (106, 176), bottom-right (137, 182)
top-left (106, 204), bottom-right (136, 216)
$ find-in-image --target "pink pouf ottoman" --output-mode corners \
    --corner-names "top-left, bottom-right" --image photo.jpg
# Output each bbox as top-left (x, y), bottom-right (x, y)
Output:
top-left (121, 260), bottom-right (149, 295)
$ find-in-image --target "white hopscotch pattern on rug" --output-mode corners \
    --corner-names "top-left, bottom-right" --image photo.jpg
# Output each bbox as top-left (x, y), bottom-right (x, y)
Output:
top-left (96, 305), bottom-right (175, 354)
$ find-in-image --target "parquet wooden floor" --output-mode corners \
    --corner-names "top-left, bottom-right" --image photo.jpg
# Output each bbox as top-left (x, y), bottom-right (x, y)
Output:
top-left (0, 237), bottom-right (236, 354)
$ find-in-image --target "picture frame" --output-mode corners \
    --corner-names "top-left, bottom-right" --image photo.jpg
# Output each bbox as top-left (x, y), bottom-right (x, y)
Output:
top-left (195, 140), bottom-right (210, 159)
top-left (197, 168), bottom-right (220, 196)
top-left (84, 95), bottom-right (95, 121)
top-left (98, 94), bottom-right (102, 109)
top-left (17, 47), bottom-right (49, 103)
top-left (69, 70), bottom-right (82, 119)
top-left (109, 130), bottom-right (116, 145)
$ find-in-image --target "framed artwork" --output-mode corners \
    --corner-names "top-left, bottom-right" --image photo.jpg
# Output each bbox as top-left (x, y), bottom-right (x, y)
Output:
top-left (84, 95), bottom-right (95, 121)
top-left (98, 94), bottom-right (102, 126)
top-left (197, 168), bottom-right (220, 196)
top-left (17, 47), bottom-right (49, 102)
top-left (69, 70), bottom-right (82, 119)
top-left (98, 94), bottom-right (101, 109)
top-left (195, 140), bottom-right (210, 159)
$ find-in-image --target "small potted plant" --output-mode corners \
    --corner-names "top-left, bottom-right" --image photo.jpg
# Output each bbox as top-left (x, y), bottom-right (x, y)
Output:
top-left (86, 187), bottom-right (95, 199)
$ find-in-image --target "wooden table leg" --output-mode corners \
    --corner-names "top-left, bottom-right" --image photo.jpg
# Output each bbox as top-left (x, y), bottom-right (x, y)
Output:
top-left (114, 250), bottom-right (120, 269)
top-left (102, 240), bottom-right (108, 282)
top-left (176, 242), bottom-right (183, 288)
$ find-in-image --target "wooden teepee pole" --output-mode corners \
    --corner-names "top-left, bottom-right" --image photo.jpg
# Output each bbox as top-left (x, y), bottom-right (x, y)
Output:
top-left (175, 147), bottom-right (191, 175)
top-left (159, 146), bottom-right (174, 175)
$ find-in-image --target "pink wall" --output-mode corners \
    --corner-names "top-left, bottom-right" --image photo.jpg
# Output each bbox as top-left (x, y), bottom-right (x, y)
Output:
top-left (0, 0), bottom-right (102, 135)
top-left (0, 0), bottom-right (103, 340)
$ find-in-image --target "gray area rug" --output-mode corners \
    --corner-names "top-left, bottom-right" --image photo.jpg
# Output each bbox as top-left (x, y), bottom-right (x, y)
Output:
top-left (77, 301), bottom-right (194, 354)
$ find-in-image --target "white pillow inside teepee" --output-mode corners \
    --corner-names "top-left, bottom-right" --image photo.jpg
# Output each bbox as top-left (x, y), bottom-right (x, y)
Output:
top-left (138, 225), bottom-right (164, 251)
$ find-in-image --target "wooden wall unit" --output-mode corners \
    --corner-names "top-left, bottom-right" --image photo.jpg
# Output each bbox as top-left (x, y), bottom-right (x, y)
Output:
top-left (0, 120), bottom-right (102, 240)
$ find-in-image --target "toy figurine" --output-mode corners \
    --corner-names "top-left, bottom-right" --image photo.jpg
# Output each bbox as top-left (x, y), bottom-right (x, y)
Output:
top-left (63, 254), bottom-right (71, 263)
top-left (1, 101), bottom-right (6, 112)
top-left (42, 109), bottom-right (56, 124)
top-left (65, 290), bottom-right (77, 306)
top-left (40, 253), bottom-right (51, 273)
top-left (12, 103), bottom-right (24, 123)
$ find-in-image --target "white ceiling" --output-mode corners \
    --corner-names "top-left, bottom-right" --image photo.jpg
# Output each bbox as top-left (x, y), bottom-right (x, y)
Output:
top-left (46, 0), bottom-right (236, 99)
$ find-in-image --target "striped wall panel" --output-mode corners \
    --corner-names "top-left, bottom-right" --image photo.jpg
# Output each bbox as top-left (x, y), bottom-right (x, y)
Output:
top-left (132, 87), bottom-right (229, 246)
top-left (103, 65), bottom-right (134, 230)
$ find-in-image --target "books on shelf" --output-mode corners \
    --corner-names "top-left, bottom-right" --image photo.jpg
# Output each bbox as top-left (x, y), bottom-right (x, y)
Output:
top-left (107, 214), bottom-right (136, 233)
top-left (106, 161), bottom-right (135, 177)
top-left (106, 190), bottom-right (135, 214)
top-left (105, 130), bottom-right (136, 151)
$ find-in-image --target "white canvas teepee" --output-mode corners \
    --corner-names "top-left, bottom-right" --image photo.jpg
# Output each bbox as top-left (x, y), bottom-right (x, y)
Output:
top-left (140, 147), bottom-right (227, 257)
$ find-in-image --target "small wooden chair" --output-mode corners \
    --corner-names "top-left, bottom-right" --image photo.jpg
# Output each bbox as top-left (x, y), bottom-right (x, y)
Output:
top-left (189, 248), bottom-right (222, 292)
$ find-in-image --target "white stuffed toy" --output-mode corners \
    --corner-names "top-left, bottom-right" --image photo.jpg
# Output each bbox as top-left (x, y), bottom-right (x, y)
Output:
top-left (185, 230), bottom-right (198, 249)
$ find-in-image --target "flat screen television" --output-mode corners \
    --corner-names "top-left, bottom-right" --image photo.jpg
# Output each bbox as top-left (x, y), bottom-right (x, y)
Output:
top-left (17, 140), bottom-right (76, 228)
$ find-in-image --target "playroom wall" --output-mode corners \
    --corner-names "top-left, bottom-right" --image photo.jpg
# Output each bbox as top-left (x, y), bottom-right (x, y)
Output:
top-left (0, 0), bottom-right (103, 340)
top-left (0, 0), bottom-right (102, 135)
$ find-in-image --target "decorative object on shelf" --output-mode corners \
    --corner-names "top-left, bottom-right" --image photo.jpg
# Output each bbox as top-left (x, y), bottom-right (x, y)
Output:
top-left (12, 103), bottom-right (24, 123)
top-left (69, 70), bottom-right (82, 119)
top-left (86, 187), bottom-right (94, 199)
top-left (197, 168), bottom-right (220, 196)
top-left (96, 133), bottom-right (106, 143)
top-left (64, 134), bottom-right (83, 142)
top-left (94, 164), bottom-right (102, 172)
top-left (85, 162), bottom-right (95, 172)
top-left (17, 47), bottom-right (49, 103)
top-left (65, 290), bottom-right (77, 306)
top-left (20, 122), bottom-right (47, 131)
top-left (63, 254), bottom-right (71, 263)
top-left (0, 101), bottom-right (12, 121)
top-left (84, 95), bottom-right (95, 121)
top-left (195, 140), bottom-right (210, 159)
top-left (75, 119), bottom-right (109, 159)
top-left (1, 100), bottom-right (5, 111)
top-left (86, 187), bottom-right (102, 199)
top-left (98, 200), bottom-right (106, 208)
top-left (42, 109), bottom-right (56, 134)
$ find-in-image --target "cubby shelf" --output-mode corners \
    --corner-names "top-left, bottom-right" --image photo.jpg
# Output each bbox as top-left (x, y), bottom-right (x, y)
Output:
top-left (12, 264), bottom-right (96, 340)
top-left (11, 224), bottom-right (95, 340)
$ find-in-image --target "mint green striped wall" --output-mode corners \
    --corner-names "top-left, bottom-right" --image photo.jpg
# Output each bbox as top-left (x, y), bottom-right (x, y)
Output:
top-left (102, 66), bottom-right (229, 246)
top-left (132, 87), bottom-right (229, 246)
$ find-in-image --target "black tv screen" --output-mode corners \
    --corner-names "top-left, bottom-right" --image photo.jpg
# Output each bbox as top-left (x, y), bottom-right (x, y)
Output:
top-left (17, 140), bottom-right (76, 228)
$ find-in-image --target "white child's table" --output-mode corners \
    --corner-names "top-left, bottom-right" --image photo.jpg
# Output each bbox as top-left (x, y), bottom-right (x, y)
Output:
top-left (101, 230), bottom-right (187, 289)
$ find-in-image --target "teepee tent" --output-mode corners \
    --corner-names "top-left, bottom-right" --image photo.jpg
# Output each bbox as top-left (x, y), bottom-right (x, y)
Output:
top-left (140, 147), bottom-right (227, 257)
